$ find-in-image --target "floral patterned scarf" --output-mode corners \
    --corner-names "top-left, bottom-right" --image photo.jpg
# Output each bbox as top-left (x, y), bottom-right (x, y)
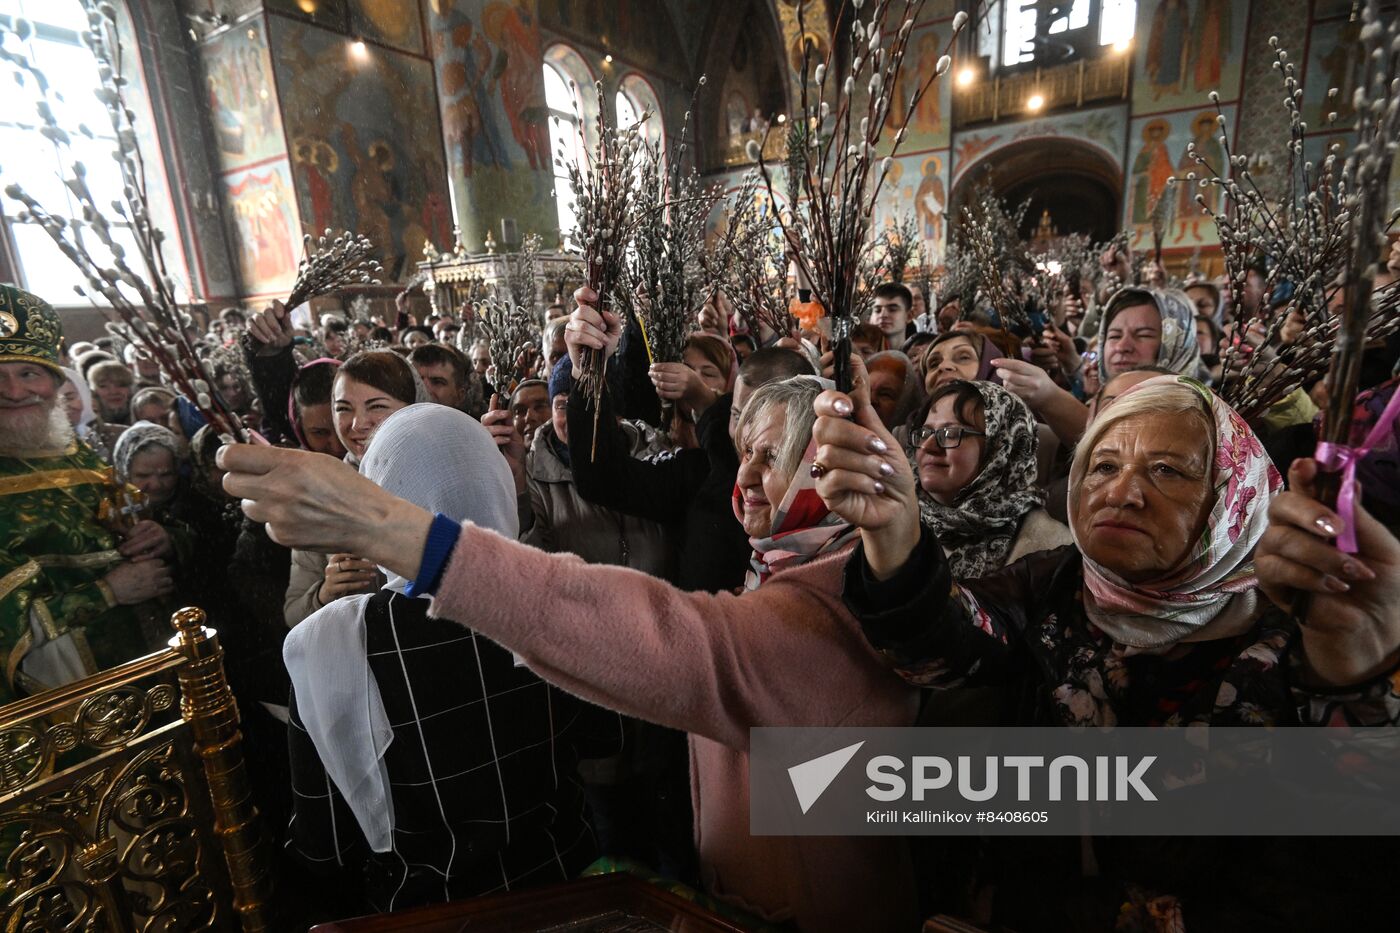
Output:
top-left (1097, 287), bottom-right (1203, 384)
top-left (1069, 376), bottom-right (1282, 650)
top-left (734, 438), bottom-right (859, 590)
top-left (915, 381), bottom-right (1045, 578)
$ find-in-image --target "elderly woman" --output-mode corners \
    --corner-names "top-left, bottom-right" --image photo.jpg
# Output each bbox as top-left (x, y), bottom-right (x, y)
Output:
top-left (112, 421), bottom-right (184, 518)
top-left (810, 374), bottom-right (1400, 928)
top-left (912, 380), bottom-right (1071, 578)
top-left (990, 287), bottom-right (1201, 447)
top-left (220, 375), bottom-right (921, 933)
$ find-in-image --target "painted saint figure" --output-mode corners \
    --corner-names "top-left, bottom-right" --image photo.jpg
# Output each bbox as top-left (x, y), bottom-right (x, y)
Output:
top-left (1145, 0), bottom-right (1190, 100)
top-left (1130, 119), bottom-right (1175, 226)
top-left (1176, 112), bottom-right (1226, 241)
top-left (1189, 0), bottom-right (1230, 92)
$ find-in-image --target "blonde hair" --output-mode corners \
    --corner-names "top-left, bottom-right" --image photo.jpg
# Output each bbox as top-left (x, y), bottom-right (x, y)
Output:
top-left (733, 376), bottom-right (823, 481)
top-left (1070, 378), bottom-right (1216, 499)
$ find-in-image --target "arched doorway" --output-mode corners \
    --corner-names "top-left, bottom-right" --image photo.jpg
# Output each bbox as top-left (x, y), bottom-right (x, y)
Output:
top-left (949, 137), bottom-right (1122, 242)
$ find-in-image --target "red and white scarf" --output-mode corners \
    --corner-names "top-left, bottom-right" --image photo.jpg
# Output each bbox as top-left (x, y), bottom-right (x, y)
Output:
top-left (734, 439), bottom-right (859, 590)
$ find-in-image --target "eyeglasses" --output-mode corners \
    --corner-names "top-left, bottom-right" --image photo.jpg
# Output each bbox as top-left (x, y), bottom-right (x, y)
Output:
top-left (910, 424), bottom-right (986, 450)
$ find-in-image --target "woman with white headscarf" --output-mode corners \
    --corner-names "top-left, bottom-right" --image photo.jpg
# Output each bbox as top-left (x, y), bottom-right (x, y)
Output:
top-left (284, 350), bottom-right (430, 627)
top-left (282, 403), bottom-right (602, 915)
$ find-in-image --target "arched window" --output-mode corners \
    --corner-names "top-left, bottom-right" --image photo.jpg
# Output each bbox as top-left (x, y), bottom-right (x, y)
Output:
top-left (616, 74), bottom-right (664, 151)
top-left (0, 0), bottom-right (189, 303)
top-left (542, 44), bottom-right (592, 246)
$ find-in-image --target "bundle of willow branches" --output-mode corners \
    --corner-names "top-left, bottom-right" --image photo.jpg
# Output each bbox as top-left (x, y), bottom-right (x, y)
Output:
top-left (619, 103), bottom-right (720, 367)
top-left (0, 3), bottom-right (247, 440)
top-left (1182, 21), bottom-right (1399, 421)
top-left (960, 186), bottom-right (1034, 330)
top-left (476, 297), bottom-right (540, 395)
top-left (721, 173), bottom-right (795, 340)
top-left (499, 232), bottom-right (544, 313)
top-left (754, 0), bottom-right (969, 354)
top-left (874, 212), bottom-right (922, 284)
top-left (287, 229), bottom-right (384, 309)
top-left (561, 81), bottom-right (648, 417)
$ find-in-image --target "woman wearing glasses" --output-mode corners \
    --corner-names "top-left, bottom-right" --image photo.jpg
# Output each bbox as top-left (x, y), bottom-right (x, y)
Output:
top-left (911, 380), bottom-right (1071, 578)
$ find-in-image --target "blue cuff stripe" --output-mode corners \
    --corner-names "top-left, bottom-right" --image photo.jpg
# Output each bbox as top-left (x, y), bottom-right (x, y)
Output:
top-left (404, 513), bottom-right (462, 597)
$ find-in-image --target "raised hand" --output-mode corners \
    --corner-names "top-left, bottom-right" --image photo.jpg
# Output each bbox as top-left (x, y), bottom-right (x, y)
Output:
top-left (811, 389), bottom-right (920, 580)
top-left (247, 300), bottom-right (295, 356)
top-left (318, 553), bottom-right (379, 603)
top-left (819, 349), bottom-right (872, 412)
top-left (565, 285), bottom-right (622, 372)
top-left (117, 520), bottom-right (172, 562)
top-left (481, 393), bottom-right (527, 493)
top-left (991, 356), bottom-right (1060, 409)
top-left (1258, 457), bottom-right (1400, 686)
top-left (219, 444), bottom-right (433, 581)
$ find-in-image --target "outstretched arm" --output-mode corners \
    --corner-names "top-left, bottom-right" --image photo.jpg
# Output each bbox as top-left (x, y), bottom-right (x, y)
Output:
top-left (219, 444), bottom-right (887, 748)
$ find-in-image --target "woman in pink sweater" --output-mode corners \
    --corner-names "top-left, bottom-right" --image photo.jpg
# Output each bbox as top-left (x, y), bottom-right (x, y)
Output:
top-left (224, 377), bottom-right (921, 933)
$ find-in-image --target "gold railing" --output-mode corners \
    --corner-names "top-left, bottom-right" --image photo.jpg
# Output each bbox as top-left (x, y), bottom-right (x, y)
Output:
top-left (953, 53), bottom-right (1131, 126)
top-left (0, 607), bottom-right (272, 931)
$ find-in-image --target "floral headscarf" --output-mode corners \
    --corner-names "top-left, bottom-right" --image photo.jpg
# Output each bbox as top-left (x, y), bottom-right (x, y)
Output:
top-left (1098, 287), bottom-right (1202, 384)
top-left (1068, 376), bottom-right (1282, 650)
top-left (734, 436), bottom-right (859, 590)
top-left (914, 381), bottom-right (1044, 578)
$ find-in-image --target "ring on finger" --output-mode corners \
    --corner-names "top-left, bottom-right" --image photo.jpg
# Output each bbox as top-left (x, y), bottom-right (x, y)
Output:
top-left (810, 461), bottom-right (828, 479)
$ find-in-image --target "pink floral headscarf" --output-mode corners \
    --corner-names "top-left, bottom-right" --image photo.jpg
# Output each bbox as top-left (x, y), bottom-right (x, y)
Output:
top-left (1068, 376), bottom-right (1283, 650)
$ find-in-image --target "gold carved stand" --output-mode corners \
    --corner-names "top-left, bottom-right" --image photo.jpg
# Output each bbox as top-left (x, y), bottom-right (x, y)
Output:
top-left (0, 606), bottom-right (273, 931)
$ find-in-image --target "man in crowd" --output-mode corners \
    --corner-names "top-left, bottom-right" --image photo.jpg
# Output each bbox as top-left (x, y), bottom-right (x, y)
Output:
top-left (409, 343), bottom-right (470, 411)
top-left (469, 340), bottom-right (491, 378)
top-left (870, 282), bottom-right (915, 344)
top-left (0, 285), bottom-right (174, 702)
top-left (510, 378), bottom-right (550, 448)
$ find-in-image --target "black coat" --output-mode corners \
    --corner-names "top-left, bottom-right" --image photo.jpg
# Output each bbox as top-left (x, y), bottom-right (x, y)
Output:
top-left (567, 385), bottom-right (751, 594)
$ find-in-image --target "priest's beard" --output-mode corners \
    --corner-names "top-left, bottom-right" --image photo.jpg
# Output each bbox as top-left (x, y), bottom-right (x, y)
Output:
top-left (0, 399), bottom-right (75, 456)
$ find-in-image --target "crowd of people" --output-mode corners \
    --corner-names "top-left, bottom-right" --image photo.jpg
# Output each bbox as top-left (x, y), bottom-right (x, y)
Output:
top-left (2, 227), bottom-right (1399, 931)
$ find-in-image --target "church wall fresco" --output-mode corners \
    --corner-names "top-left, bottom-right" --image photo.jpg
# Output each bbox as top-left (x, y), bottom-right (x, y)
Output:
top-left (873, 150), bottom-right (952, 266)
top-left (878, 19), bottom-right (954, 156)
top-left (429, 0), bottom-right (558, 252)
top-left (199, 16), bottom-right (289, 175)
top-left (269, 13), bottom-right (453, 279)
top-left (950, 105), bottom-right (1129, 186)
top-left (1121, 103), bottom-right (1237, 251)
top-left (1131, 0), bottom-right (1251, 115)
top-left (219, 159), bottom-right (301, 298)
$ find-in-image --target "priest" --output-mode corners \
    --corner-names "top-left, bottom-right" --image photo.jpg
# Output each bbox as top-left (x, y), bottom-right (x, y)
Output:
top-left (0, 285), bottom-right (173, 702)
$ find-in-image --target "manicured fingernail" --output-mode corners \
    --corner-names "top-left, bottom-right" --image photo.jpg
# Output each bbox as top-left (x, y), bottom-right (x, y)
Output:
top-left (878, 461), bottom-right (895, 477)
top-left (869, 437), bottom-right (889, 453)
top-left (1322, 574), bottom-right (1350, 593)
top-left (1342, 560), bottom-right (1375, 582)
top-left (873, 481), bottom-right (886, 494)
top-left (833, 399), bottom-right (852, 416)
top-left (1315, 517), bottom-right (1338, 536)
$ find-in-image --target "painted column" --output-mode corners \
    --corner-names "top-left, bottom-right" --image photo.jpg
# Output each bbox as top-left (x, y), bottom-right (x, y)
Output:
top-left (425, 0), bottom-right (559, 252)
